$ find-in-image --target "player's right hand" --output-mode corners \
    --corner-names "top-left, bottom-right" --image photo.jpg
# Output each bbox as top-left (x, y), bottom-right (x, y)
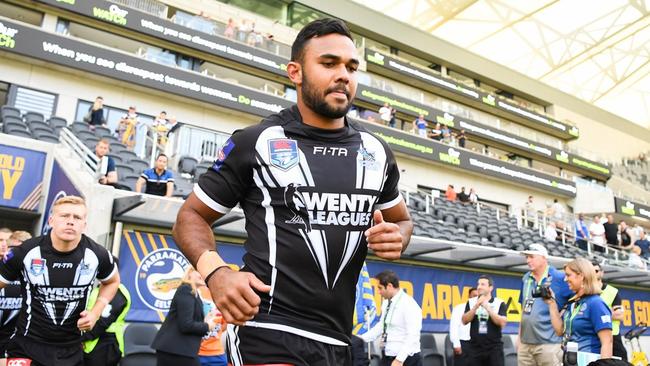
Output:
top-left (207, 267), bottom-right (271, 326)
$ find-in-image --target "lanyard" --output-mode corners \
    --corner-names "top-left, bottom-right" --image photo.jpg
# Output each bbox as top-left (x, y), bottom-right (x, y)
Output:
top-left (564, 300), bottom-right (583, 340)
top-left (524, 266), bottom-right (550, 300)
top-left (382, 290), bottom-right (403, 336)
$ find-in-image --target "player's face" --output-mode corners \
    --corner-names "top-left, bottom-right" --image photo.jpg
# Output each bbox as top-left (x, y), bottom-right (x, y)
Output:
top-left (0, 232), bottom-right (10, 248)
top-left (296, 34), bottom-right (359, 119)
top-left (49, 203), bottom-right (87, 242)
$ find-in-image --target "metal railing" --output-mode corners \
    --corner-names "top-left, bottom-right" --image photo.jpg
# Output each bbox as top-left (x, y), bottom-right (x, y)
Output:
top-left (59, 128), bottom-right (99, 176)
top-left (402, 188), bottom-right (650, 271)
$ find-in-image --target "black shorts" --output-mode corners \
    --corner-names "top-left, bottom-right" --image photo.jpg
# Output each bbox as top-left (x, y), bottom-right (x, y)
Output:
top-left (226, 325), bottom-right (351, 366)
top-left (6, 336), bottom-right (84, 366)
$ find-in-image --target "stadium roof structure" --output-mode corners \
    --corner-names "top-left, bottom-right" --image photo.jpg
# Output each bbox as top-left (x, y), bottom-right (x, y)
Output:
top-left (352, 0), bottom-right (650, 127)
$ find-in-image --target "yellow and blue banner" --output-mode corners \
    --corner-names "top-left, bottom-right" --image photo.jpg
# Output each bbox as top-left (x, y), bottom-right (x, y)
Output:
top-left (117, 230), bottom-right (650, 334)
top-left (353, 262), bottom-right (378, 335)
top-left (0, 144), bottom-right (45, 211)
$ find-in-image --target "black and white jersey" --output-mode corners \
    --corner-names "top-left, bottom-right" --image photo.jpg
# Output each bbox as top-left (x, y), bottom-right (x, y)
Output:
top-left (0, 234), bottom-right (116, 346)
top-left (196, 106), bottom-right (402, 345)
top-left (0, 280), bottom-right (21, 339)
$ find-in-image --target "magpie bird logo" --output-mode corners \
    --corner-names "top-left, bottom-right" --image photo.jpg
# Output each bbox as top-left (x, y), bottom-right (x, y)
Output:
top-left (284, 183), bottom-right (311, 232)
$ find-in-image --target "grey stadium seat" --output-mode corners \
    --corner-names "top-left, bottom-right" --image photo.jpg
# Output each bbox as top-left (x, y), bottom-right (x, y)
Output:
top-left (1, 106), bottom-right (21, 120)
top-left (421, 333), bottom-right (445, 366)
top-left (120, 323), bottom-right (157, 366)
top-left (178, 156), bottom-right (198, 175)
top-left (23, 111), bottom-right (45, 123)
top-left (48, 116), bottom-right (67, 129)
top-left (7, 129), bottom-right (32, 138)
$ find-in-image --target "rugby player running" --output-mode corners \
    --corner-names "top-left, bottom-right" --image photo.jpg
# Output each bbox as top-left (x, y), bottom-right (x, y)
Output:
top-left (174, 18), bottom-right (412, 365)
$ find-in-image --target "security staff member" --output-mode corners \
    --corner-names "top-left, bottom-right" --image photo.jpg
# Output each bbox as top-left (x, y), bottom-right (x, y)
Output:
top-left (462, 275), bottom-right (507, 366)
top-left (592, 262), bottom-right (626, 360)
top-left (82, 260), bottom-right (131, 366)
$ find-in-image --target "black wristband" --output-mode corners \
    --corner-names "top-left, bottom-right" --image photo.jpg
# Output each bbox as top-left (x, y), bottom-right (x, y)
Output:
top-left (204, 265), bottom-right (230, 285)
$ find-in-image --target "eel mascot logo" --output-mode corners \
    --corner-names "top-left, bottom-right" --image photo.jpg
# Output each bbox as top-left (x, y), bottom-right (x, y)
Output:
top-left (136, 248), bottom-right (190, 312)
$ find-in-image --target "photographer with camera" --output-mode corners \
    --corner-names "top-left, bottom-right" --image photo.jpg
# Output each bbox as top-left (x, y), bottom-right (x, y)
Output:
top-left (546, 258), bottom-right (613, 363)
top-left (518, 244), bottom-right (574, 366)
top-left (592, 262), bottom-right (627, 361)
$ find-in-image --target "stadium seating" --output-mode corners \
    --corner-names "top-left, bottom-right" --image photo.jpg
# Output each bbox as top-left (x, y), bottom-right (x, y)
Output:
top-left (407, 192), bottom-right (619, 266)
top-left (613, 161), bottom-right (650, 192)
top-left (420, 333), bottom-right (445, 366)
top-left (121, 323), bottom-right (157, 366)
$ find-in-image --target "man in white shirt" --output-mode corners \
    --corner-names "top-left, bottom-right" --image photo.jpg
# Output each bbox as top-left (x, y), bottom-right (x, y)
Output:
top-left (449, 287), bottom-right (477, 366)
top-left (361, 270), bottom-right (422, 366)
top-left (379, 103), bottom-right (392, 125)
top-left (589, 215), bottom-right (606, 250)
top-left (462, 275), bottom-right (507, 366)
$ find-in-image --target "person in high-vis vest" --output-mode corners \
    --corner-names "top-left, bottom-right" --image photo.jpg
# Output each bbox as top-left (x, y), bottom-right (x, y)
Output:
top-left (592, 261), bottom-right (627, 361)
top-left (82, 279), bottom-right (131, 366)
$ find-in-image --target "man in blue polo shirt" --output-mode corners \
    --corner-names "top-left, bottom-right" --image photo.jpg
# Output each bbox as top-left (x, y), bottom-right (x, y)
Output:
top-left (518, 244), bottom-right (573, 366)
top-left (135, 153), bottom-right (174, 197)
top-left (635, 230), bottom-right (650, 259)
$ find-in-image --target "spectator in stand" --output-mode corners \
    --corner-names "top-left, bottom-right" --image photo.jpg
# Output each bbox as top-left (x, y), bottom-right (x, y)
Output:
top-left (84, 96), bottom-right (106, 129)
top-left (429, 123), bottom-right (442, 141)
top-left (238, 19), bottom-right (251, 43)
top-left (388, 107), bottom-right (397, 128)
top-left (619, 221), bottom-right (632, 250)
top-left (8, 231), bottom-right (31, 247)
top-left (544, 222), bottom-right (557, 242)
top-left (603, 214), bottom-right (618, 247)
top-left (441, 124), bottom-right (451, 143)
top-left (449, 287), bottom-right (477, 366)
top-left (378, 103), bottom-right (392, 126)
top-left (551, 199), bottom-right (564, 221)
top-left (116, 106), bottom-right (139, 150)
top-left (524, 195), bottom-right (535, 228)
top-left (445, 185), bottom-right (457, 201)
top-left (628, 246), bottom-right (647, 270)
top-left (575, 214), bottom-right (590, 251)
top-left (458, 187), bottom-right (470, 203)
top-left (457, 129), bottom-right (466, 148)
top-left (135, 154), bottom-right (174, 197)
top-left (224, 18), bottom-right (236, 39)
top-left (412, 114), bottom-right (427, 138)
top-left (469, 188), bottom-right (478, 204)
top-left (635, 230), bottom-right (650, 259)
top-left (95, 139), bottom-right (118, 186)
top-left (590, 215), bottom-right (606, 252)
top-left (555, 222), bottom-right (566, 243)
top-left (153, 111), bottom-right (170, 147)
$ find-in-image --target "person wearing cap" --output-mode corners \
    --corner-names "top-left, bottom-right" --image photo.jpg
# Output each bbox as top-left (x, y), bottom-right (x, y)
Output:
top-left (592, 262), bottom-right (626, 361)
top-left (518, 244), bottom-right (573, 366)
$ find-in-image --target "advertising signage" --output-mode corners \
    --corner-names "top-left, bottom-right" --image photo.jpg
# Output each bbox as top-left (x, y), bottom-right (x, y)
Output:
top-left (357, 120), bottom-right (577, 197)
top-left (356, 84), bottom-right (609, 179)
top-left (364, 49), bottom-right (580, 140)
top-left (614, 197), bottom-right (650, 221)
top-left (34, 0), bottom-right (288, 76)
top-left (0, 19), bottom-right (292, 117)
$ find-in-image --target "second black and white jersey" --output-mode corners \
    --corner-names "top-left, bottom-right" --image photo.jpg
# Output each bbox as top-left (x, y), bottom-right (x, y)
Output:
top-left (0, 234), bottom-right (116, 345)
top-left (0, 280), bottom-right (21, 339)
top-left (196, 106), bottom-right (402, 345)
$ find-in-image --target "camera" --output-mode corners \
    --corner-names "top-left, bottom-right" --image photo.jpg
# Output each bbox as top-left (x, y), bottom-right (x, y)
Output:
top-left (531, 281), bottom-right (553, 300)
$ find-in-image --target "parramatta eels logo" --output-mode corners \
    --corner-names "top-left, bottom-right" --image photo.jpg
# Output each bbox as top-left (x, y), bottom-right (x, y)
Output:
top-left (135, 248), bottom-right (190, 312)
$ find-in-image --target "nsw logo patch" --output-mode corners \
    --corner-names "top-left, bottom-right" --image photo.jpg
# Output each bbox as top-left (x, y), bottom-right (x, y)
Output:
top-left (29, 258), bottom-right (46, 276)
top-left (268, 138), bottom-right (299, 171)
